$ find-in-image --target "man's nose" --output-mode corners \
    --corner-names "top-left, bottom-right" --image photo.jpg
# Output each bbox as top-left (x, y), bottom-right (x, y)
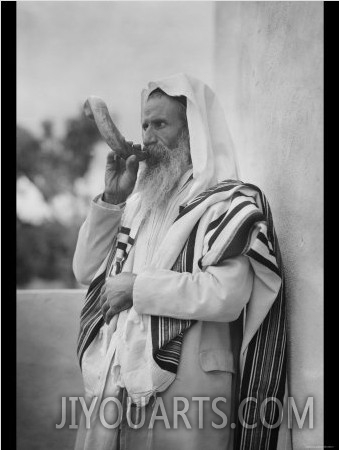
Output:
top-left (143, 127), bottom-right (157, 146)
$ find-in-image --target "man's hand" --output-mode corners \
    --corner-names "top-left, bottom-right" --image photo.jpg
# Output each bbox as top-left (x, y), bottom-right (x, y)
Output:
top-left (103, 150), bottom-right (139, 204)
top-left (100, 272), bottom-right (137, 324)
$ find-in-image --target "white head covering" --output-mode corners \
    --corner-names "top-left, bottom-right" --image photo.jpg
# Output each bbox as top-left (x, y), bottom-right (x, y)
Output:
top-left (141, 73), bottom-right (240, 202)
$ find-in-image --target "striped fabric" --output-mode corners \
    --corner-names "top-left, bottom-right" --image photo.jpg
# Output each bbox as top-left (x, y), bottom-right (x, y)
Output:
top-left (77, 227), bottom-right (133, 365)
top-left (149, 181), bottom-right (286, 449)
top-left (76, 180), bottom-right (286, 450)
top-left (233, 184), bottom-right (286, 450)
top-left (151, 220), bottom-right (199, 373)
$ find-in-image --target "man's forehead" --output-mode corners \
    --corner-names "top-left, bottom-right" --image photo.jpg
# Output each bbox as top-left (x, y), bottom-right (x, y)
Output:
top-left (142, 95), bottom-right (183, 121)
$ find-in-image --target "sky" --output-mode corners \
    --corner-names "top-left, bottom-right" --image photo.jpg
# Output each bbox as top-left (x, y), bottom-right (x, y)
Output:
top-left (17, 1), bottom-right (216, 222)
top-left (17, 1), bottom-right (216, 143)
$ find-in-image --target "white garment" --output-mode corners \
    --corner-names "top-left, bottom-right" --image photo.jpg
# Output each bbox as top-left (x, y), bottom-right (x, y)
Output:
top-left (74, 170), bottom-right (253, 450)
top-left (142, 73), bottom-right (240, 202)
top-left (81, 169), bottom-right (194, 400)
top-left (73, 74), bottom-right (253, 449)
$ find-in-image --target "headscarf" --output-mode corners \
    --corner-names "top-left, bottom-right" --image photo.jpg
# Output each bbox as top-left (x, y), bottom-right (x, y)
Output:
top-left (141, 73), bottom-right (240, 201)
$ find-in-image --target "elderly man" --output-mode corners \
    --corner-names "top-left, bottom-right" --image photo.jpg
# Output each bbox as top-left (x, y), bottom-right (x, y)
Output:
top-left (73, 74), bottom-right (286, 450)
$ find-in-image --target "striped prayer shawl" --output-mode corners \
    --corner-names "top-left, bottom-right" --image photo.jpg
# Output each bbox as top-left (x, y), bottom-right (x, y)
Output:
top-left (77, 226), bottom-right (135, 364)
top-left (76, 180), bottom-right (286, 450)
top-left (150, 220), bottom-right (199, 373)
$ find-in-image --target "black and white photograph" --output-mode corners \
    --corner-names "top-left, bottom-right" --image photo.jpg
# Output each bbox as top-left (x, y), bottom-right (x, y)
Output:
top-left (16, 1), bottom-right (323, 449)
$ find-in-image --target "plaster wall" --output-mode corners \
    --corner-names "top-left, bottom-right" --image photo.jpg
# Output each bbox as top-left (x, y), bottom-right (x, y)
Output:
top-left (214, 2), bottom-right (323, 447)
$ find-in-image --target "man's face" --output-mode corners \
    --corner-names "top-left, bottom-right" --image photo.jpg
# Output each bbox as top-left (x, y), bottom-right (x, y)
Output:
top-left (141, 95), bottom-right (186, 150)
top-left (137, 94), bottom-right (190, 216)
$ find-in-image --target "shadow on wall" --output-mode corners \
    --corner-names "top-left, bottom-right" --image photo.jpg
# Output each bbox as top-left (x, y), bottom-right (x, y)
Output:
top-left (215, 2), bottom-right (323, 448)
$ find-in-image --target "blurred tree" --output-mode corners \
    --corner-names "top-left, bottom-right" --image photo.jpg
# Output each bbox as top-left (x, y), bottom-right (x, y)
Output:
top-left (16, 109), bottom-right (106, 288)
top-left (17, 111), bottom-right (102, 200)
top-left (62, 109), bottom-right (102, 179)
top-left (17, 217), bottom-right (81, 288)
top-left (17, 125), bottom-right (41, 180)
top-left (42, 119), bottom-right (53, 139)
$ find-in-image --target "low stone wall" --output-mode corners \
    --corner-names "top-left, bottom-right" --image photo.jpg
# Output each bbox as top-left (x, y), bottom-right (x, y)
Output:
top-left (17, 289), bottom-right (86, 450)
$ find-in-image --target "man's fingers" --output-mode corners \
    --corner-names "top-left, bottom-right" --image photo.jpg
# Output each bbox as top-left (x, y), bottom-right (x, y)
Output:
top-left (107, 151), bottom-right (124, 171)
top-left (107, 151), bottom-right (118, 164)
top-left (125, 155), bottom-right (139, 182)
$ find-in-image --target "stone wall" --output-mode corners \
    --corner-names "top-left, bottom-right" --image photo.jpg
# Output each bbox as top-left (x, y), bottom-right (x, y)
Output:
top-left (17, 290), bottom-right (85, 450)
top-left (214, 2), bottom-right (323, 447)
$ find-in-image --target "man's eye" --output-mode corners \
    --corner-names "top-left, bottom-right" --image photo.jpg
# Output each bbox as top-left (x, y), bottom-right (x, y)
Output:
top-left (154, 121), bottom-right (165, 129)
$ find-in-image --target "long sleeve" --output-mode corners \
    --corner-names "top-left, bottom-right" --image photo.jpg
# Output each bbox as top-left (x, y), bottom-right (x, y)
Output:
top-left (133, 255), bottom-right (253, 322)
top-left (73, 195), bottom-right (124, 285)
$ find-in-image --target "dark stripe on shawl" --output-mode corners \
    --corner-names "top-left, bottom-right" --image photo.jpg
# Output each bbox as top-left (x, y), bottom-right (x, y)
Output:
top-left (185, 219), bottom-right (199, 273)
top-left (78, 316), bottom-right (105, 365)
top-left (247, 248), bottom-right (281, 277)
top-left (80, 271), bottom-right (106, 317)
top-left (86, 270), bottom-right (105, 294)
top-left (246, 183), bottom-right (275, 244)
top-left (207, 200), bottom-right (256, 250)
top-left (174, 182), bottom-right (241, 222)
top-left (257, 231), bottom-right (275, 257)
top-left (180, 173), bottom-right (194, 192)
top-left (235, 284), bottom-right (286, 449)
top-left (219, 211), bottom-right (265, 260)
top-left (205, 211), bottom-right (227, 235)
top-left (117, 242), bottom-right (127, 251)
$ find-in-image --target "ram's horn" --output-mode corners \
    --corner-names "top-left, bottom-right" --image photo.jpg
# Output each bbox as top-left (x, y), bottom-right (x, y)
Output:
top-left (83, 96), bottom-right (147, 161)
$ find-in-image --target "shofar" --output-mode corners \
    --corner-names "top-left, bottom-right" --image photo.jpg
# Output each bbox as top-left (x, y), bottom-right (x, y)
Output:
top-left (84, 96), bottom-right (147, 161)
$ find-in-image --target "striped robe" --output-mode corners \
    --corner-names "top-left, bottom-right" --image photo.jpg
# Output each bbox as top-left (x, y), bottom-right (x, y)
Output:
top-left (77, 179), bottom-right (286, 450)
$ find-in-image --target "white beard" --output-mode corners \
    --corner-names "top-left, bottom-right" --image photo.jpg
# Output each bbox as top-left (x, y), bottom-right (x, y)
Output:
top-left (135, 132), bottom-right (191, 218)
